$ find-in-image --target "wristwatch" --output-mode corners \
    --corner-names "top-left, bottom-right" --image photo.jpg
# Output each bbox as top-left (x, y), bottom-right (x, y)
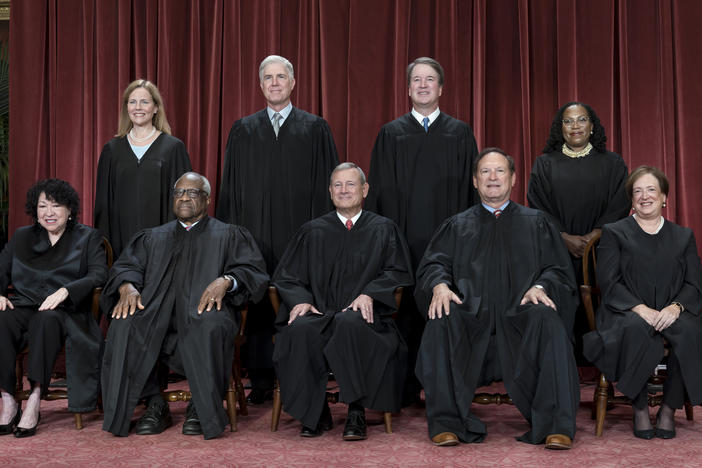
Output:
top-left (671, 301), bottom-right (684, 313)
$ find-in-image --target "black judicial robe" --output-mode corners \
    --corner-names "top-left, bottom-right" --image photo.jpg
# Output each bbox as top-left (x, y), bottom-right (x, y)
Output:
top-left (365, 112), bottom-right (478, 267)
top-left (583, 217), bottom-right (702, 402)
top-left (415, 202), bottom-right (579, 444)
top-left (216, 107), bottom-right (339, 273)
top-left (94, 134), bottom-right (192, 259)
top-left (272, 211), bottom-right (414, 428)
top-left (100, 216), bottom-right (268, 439)
top-left (0, 224), bottom-right (107, 411)
top-left (527, 150), bottom-right (629, 236)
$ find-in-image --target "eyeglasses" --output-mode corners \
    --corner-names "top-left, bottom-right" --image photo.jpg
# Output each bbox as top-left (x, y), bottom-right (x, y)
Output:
top-left (562, 116), bottom-right (590, 127)
top-left (173, 188), bottom-right (205, 198)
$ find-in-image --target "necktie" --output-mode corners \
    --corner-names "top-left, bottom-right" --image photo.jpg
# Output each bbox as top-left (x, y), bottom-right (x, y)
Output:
top-left (272, 112), bottom-right (282, 137)
top-left (186, 225), bottom-right (192, 231)
top-left (422, 117), bottom-right (429, 133)
top-left (494, 210), bottom-right (502, 219)
top-left (345, 219), bottom-right (353, 230)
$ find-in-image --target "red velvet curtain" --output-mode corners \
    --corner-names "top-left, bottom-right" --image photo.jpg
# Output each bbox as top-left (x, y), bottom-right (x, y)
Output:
top-left (9, 0), bottom-right (702, 239)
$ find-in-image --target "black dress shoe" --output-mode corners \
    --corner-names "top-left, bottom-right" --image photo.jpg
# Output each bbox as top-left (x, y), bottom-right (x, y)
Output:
top-left (135, 400), bottom-right (172, 435)
top-left (246, 389), bottom-right (273, 405)
top-left (14, 413), bottom-right (40, 438)
top-left (655, 411), bottom-right (676, 439)
top-left (300, 403), bottom-right (333, 437)
top-left (0, 407), bottom-right (21, 435)
top-left (633, 415), bottom-right (655, 440)
top-left (342, 409), bottom-right (367, 441)
top-left (182, 401), bottom-right (203, 435)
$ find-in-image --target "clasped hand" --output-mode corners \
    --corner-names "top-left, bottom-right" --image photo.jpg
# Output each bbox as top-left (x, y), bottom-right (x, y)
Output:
top-left (633, 304), bottom-right (680, 331)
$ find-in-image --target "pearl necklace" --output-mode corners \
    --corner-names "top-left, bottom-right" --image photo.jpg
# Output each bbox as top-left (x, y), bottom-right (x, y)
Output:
top-left (129, 127), bottom-right (156, 143)
top-left (561, 142), bottom-right (593, 158)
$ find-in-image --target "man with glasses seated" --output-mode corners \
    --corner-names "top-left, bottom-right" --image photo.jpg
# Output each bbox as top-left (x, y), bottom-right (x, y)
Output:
top-left (101, 172), bottom-right (269, 439)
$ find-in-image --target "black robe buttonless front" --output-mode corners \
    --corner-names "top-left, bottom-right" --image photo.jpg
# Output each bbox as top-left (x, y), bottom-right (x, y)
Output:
top-left (94, 133), bottom-right (192, 259)
top-left (366, 112), bottom-right (479, 268)
top-left (584, 217), bottom-right (702, 406)
top-left (100, 217), bottom-right (268, 439)
top-left (415, 203), bottom-right (580, 444)
top-left (272, 211), bottom-right (414, 429)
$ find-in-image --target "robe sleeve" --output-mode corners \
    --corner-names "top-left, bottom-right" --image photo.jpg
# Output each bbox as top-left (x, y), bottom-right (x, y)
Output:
top-left (94, 142), bottom-right (114, 237)
top-left (531, 214), bottom-right (578, 331)
top-left (414, 218), bottom-right (458, 315)
top-left (223, 225), bottom-right (269, 306)
top-left (592, 154), bottom-right (630, 229)
top-left (527, 156), bottom-right (565, 232)
top-left (459, 125), bottom-right (479, 209)
top-left (309, 120), bottom-right (340, 218)
top-left (271, 225), bottom-right (315, 325)
top-left (64, 229), bottom-right (108, 305)
top-left (100, 230), bottom-right (150, 315)
top-left (365, 126), bottom-right (397, 218)
top-left (672, 232), bottom-right (702, 315)
top-left (216, 122), bottom-right (241, 224)
top-left (597, 225), bottom-right (643, 313)
top-left (359, 222), bottom-right (414, 314)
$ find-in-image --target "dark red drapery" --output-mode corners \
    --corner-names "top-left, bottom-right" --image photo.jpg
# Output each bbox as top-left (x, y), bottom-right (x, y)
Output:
top-left (9, 0), bottom-right (702, 240)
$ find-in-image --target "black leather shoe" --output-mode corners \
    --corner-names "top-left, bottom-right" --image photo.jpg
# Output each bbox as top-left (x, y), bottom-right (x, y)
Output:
top-left (13, 413), bottom-right (40, 438)
top-left (246, 389), bottom-right (273, 405)
top-left (182, 401), bottom-right (202, 435)
top-left (300, 403), bottom-right (333, 437)
top-left (0, 407), bottom-right (21, 435)
top-left (342, 409), bottom-right (367, 441)
top-left (135, 400), bottom-right (172, 435)
top-left (633, 415), bottom-right (654, 440)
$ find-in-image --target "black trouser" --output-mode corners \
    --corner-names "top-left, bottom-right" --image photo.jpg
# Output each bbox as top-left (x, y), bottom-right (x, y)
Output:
top-left (0, 306), bottom-right (66, 394)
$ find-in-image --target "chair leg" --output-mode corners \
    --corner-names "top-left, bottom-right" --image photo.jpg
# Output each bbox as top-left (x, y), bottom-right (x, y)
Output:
top-left (233, 364), bottom-right (247, 417)
top-left (383, 412), bottom-right (392, 433)
top-left (685, 401), bottom-right (694, 421)
top-left (594, 373), bottom-right (609, 436)
top-left (74, 413), bottom-right (83, 430)
top-left (226, 376), bottom-right (237, 432)
top-left (271, 380), bottom-right (282, 432)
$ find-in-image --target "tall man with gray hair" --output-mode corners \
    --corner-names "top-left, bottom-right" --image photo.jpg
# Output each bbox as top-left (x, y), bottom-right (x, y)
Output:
top-left (217, 55), bottom-right (339, 403)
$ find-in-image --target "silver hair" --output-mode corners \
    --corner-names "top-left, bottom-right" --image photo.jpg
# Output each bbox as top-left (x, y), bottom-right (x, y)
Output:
top-left (329, 162), bottom-right (366, 185)
top-left (174, 172), bottom-right (211, 196)
top-left (259, 55), bottom-right (295, 82)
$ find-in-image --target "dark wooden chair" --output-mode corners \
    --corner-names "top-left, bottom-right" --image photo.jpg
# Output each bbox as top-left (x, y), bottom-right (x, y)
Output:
top-left (160, 303), bottom-right (249, 432)
top-left (14, 236), bottom-right (114, 429)
top-left (579, 231), bottom-right (694, 436)
top-left (269, 285), bottom-right (402, 433)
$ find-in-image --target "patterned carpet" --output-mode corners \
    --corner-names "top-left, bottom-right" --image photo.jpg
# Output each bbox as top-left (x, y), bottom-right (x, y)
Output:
top-left (2, 382), bottom-right (701, 467)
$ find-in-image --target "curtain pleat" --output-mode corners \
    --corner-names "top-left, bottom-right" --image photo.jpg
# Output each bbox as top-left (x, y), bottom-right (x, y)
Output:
top-left (9, 0), bottom-right (702, 241)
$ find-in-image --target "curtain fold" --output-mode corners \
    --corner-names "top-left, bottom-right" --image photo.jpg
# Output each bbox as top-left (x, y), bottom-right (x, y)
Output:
top-left (9, 0), bottom-right (702, 241)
